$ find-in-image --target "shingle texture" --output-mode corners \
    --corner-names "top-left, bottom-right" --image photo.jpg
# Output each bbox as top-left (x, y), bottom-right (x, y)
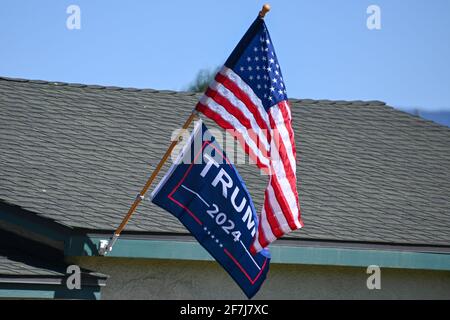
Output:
top-left (1, 76), bottom-right (450, 246)
top-left (0, 252), bottom-right (63, 276)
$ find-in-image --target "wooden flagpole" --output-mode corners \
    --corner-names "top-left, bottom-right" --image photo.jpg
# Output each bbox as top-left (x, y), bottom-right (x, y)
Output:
top-left (99, 110), bottom-right (198, 255)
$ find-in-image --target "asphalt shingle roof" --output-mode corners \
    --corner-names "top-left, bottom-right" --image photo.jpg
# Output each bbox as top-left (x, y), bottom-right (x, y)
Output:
top-left (1, 76), bottom-right (450, 246)
top-left (0, 250), bottom-right (64, 276)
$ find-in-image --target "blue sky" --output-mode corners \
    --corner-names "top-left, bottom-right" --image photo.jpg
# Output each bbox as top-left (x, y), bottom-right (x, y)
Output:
top-left (1, 0), bottom-right (449, 114)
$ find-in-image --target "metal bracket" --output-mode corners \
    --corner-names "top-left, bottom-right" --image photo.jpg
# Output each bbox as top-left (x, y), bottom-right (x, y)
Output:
top-left (136, 194), bottom-right (145, 201)
top-left (98, 240), bottom-right (109, 256)
top-left (98, 234), bottom-right (120, 256)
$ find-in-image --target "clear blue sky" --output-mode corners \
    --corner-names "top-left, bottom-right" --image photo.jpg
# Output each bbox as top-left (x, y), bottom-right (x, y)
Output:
top-left (1, 0), bottom-right (449, 112)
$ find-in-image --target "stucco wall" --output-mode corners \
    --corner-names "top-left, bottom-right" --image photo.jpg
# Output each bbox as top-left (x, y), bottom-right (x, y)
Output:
top-left (68, 256), bottom-right (450, 300)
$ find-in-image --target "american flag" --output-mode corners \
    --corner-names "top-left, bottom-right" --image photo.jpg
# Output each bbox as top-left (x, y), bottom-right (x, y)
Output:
top-left (195, 17), bottom-right (304, 252)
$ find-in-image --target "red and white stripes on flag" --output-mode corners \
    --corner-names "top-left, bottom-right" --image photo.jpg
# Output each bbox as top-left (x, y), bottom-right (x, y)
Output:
top-left (196, 66), bottom-right (304, 253)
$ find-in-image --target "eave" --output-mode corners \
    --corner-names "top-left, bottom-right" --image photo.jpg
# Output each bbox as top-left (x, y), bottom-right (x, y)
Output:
top-left (66, 233), bottom-right (450, 272)
top-left (2, 203), bottom-right (450, 272)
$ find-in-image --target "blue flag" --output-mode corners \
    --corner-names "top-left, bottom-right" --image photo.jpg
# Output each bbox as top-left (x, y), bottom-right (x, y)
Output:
top-left (151, 121), bottom-right (270, 298)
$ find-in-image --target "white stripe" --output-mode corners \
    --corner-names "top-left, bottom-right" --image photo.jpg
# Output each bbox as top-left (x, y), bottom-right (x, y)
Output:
top-left (219, 66), bottom-right (271, 131)
top-left (265, 182), bottom-right (293, 234)
top-left (181, 185), bottom-right (210, 208)
top-left (252, 233), bottom-right (264, 253)
top-left (209, 80), bottom-right (271, 152)
top-left (259, 204), bottom-right (277, 243)
top-left (200, 96), bottom-right (271, 168)
top-left (239, 241), bottom-right (261, 270)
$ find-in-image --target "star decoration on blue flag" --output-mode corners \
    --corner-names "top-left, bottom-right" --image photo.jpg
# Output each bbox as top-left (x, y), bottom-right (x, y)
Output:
top-left (231, 26), bottom-right (288, 110)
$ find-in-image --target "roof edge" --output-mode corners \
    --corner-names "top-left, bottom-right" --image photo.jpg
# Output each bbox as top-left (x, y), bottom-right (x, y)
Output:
top-left (2, 202), bottom-right (450, 257)
top-left (0, 201), bottom-right (72, 251)
top-left (0, 75), bottom-right (386, 106)
top-left (78, 230), bottom-right (450, 253)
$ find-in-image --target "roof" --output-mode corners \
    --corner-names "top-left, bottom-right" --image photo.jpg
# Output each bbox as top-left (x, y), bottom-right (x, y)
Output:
top-left (1, 76), bottom-right (450, 247)
top-left (0, 250), bottom-right (64, 277)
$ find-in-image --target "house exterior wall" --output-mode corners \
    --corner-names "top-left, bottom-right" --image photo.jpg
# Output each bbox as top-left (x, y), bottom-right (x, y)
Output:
top-left (68, 256), bottom-right (450, 300)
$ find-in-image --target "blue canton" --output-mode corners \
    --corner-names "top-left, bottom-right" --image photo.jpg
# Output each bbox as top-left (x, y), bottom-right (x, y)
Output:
top-left (228, 22), bottom-right (288, 111)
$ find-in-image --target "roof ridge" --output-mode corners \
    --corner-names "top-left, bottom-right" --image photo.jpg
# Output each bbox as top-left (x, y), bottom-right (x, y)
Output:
top-left (0, 75), bottom-right (387, 105)
top-left (290, 98), bottom-right (386, 106)
top-left (0, 75), bottom-right (198, 96)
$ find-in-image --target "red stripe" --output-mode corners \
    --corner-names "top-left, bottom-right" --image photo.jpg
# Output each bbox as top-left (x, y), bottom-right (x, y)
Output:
top-left (196, 103), bottom-right (270, 173)
top-left (263, 189), bottom-right (285, 238)
top-left (205, 88), bottom-right (269, 157)
top-left (196, 102), bottom-right (232, 130)
top-left (168, 196), bottom-right (203, 226)
top-left (251, 228), bottom-right (267, 255)
top-left (206, 86), bottom-right (270, 144)
top-left (216, 73), bottom-right (271, 142)
top-left (224, 248), bottom-right (268, 284)
top-left (257, 234), bottom-right (269, 249)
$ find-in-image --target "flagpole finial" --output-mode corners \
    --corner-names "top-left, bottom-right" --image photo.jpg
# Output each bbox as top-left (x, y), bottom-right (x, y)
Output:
top-left (259, 4), bottom-right (271, 18)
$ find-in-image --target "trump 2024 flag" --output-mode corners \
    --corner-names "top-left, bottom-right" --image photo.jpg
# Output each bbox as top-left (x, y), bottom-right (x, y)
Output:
top-left (151, 121), bottom-right (270, 298)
